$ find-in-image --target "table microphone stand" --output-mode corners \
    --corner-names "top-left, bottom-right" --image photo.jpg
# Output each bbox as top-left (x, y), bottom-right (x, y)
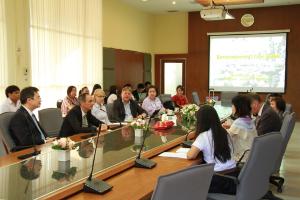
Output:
top-left (134, 116), bottom-right (157, 169)
top-left (83, 125), bottom-right (112, 194)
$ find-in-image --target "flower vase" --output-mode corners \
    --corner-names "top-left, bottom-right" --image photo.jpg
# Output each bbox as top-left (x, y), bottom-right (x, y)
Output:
top-left (57, 150), bottom-right (71, 162)
top-left (134, 129), bottom-right (143, 137)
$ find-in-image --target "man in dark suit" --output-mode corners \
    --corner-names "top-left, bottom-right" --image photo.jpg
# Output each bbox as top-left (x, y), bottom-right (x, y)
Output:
top-left (249, 93), bottom-right (282, 135)
top-left (112, 86), bottom-right (147, 122)
top-left (59, 93), bottom-right (106, 137)
top-left (9, 87), bottom-right (48, 147)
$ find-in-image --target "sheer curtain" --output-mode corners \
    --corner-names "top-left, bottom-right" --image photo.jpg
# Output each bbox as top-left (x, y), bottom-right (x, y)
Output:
top-left (29, 0), bottom-right (102, 109)
top-left (0, 0), bottom-right (8, 102)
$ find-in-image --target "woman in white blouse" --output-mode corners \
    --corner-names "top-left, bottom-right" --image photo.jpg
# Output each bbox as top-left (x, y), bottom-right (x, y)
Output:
top-left (223, 94), bottom-right (257, 162)
top-left (187, 105), bottom-right (237, 194)
top-left (91, 89), bottom-right (111, 124)
top-left (142, 86), bottom-right (164, 116)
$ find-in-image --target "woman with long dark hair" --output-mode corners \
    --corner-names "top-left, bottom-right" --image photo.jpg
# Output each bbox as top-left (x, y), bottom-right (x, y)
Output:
top-left (187, 105), bottom-right (237, 194)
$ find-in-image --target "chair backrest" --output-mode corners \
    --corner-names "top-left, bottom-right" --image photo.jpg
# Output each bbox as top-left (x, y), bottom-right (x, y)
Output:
top-left (158, 94), bottom-right (172, 104)
top-left (273, 112), bottom-right (296, 172)
top-left (221, 91), bottom-right (238, 107)
top-left (0, 140), bottom-right (7, 157)
top-left (0, 112), bottom-right (16, 152)
top-left (236, 132), bottom-right (282, 200)
top-left (38, 108), bottom-right (63, 137)
top-left (285, 103), bottom-right (292, 113)
top-left (105, 103), bottom-right (114, 121)
top-left (151, 164), bottom-right (214, 200)
top-left (192, 92), bottom-right (200, 105)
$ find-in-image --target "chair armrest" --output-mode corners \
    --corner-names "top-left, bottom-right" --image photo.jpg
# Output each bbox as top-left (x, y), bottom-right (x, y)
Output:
top-left (214, 173), bottom-right (239, 185)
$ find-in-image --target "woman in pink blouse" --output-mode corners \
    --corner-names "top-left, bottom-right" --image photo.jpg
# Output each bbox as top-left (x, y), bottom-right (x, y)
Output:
top-left (61, 86), bottom-right (79, 117)
top-left (142, 86), bottom-right (164, 116)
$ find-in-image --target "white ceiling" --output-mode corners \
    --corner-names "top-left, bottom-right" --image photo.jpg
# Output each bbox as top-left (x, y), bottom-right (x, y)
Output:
top-left (120, 0), bottom-right (300, 14)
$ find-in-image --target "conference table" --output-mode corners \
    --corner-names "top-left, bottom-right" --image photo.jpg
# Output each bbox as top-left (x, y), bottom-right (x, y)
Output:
top-left (0, 105), bottom-right (231, 200)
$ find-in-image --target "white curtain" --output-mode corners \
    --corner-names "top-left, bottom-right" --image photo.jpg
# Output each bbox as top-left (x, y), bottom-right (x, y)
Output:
top-left (29, 0), bottom-right (102, 109)
top-left (0, 0), bottom-right (8, 102)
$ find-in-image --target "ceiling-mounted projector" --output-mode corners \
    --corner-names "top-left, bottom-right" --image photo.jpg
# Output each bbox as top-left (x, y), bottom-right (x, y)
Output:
top-left (199, 2), bottom-right (234, 21)
top-left (200, 8), bottom-right (226, 20)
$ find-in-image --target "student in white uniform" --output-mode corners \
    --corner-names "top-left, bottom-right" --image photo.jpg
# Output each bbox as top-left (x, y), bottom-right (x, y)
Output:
top-left (0, 85), bottom-right (21, 114)
top-left (187, 105), bottom-right (238, 195)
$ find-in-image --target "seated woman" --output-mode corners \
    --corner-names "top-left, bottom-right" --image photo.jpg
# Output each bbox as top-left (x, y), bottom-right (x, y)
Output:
top-left (270, 97), bottom-right (286, 121)
top-left (91, 89), bottom-right (111, 124)
top-left (187, 105), bottom-right (237, 194)
top-left (142, 86), bottom-right (164, 116)
top-left (171, 85), bottom-right (188, 107)
top-left (61, 86), bottom-right (79, 117)
top-left (78, 86), bottom-right (90, 96)
top-left (224, 94), bottom-right (257, 162)
top-left (106, 85), bottom-right (118, 104)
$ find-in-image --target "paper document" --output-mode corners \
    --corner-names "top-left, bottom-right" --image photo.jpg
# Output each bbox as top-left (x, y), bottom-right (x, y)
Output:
top-left (109, 122), bottom-right (128, 126)
top-left (176, 148), bottom-right (190, 154)
top-left (159, 152), bottom-right (187, 159)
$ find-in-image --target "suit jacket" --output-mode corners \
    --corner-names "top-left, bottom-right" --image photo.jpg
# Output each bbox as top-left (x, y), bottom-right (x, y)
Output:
top-left (9, 106), bottom-right (47, 147)
top-left (59, 105), bottom-right (102, 137)
top-left (256, 104), bottom-right (282, 136)
top-left (112, 99), bottom-right (146, 122)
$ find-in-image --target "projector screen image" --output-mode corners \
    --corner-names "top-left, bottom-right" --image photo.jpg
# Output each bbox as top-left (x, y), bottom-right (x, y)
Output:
top-left (209, 33), bottom-right (287, 93)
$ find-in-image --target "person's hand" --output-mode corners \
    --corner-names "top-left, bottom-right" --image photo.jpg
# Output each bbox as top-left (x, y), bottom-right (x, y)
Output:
top-left (45, 137), bottom-right (56, 143)
top-left (137, 113), bottom-right (147, 119)
top-left (101, 124), bottom-right (108, 131)
top-left (222, 122), bottom-right (230, 129)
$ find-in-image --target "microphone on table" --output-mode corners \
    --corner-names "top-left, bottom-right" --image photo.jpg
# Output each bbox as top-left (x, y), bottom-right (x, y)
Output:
top-left (134, 111), bottom-right (158, 169)
top-left (181, 130), bottom-right (194, 148)
top-left (83, 124), bottom-right (112, 194)
top-left (17, 115), bottom-right (41, 160)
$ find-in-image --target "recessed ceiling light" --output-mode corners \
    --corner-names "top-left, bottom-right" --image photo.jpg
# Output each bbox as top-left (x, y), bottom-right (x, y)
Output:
top-left (172, 1), bottom-right (176, 5)
top-left (141, 0), bottom-right (148, 2)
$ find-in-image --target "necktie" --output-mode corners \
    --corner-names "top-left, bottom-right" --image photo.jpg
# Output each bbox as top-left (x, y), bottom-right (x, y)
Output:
top-left (255, 115), bottom-right (261, 127)
top-left (32, 114), bottom-right (46, 140)
top-left (82, 114), bottom-right (88, 128)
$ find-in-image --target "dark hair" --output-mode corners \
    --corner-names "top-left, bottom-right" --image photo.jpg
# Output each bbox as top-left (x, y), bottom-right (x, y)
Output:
top-left (248, 92), bottom-right (261, 103)
top-left (137, 83), bottom-right (145, 89)
top-left (271, 97), bottom-right (286, 112)
top-left (5, 85), bottom-right (20, 97)
top-left (78, 93), bottom-right (89, 103)
top-left (20, 87), bottom-right (39, 104)
top-left (176, 85), bottom-right (184, 91)
top-left (146, 85), bottom-right (158, 97)
top-left (108, 85), bottom-right (118, 95)
top-left (196, 105), bottom-right (231, 163)
top-left (92, 84), bottom-right (102, 95)
top-left (67, 86), bottom-right (76, 96)
top-left (79, 86), bottom-right (89, 96)
top-left (145, 81), bottom-right (151, 87)
top-left (123, 83), bottom-right (132, 88)
top-left (269, 93), bottom-right (282, 99)
top-left (231, 94), bottom-right (252, 118)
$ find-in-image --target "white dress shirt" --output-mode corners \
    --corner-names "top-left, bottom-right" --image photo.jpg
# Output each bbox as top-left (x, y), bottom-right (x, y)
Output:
top-left (0, 98), bottom-right (21, 114)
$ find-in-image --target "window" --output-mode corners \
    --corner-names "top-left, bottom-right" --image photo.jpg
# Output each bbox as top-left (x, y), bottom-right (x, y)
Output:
top-left (29, 0), bottom-right (102, 108)
top-left (0, 0), bottom-right (8, 102)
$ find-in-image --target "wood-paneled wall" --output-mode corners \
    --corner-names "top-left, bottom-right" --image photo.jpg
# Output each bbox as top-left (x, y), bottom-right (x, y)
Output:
top-left (103, 48), bottom-right (151, 91)
top-left (187, 5), bottom-right (300, 118)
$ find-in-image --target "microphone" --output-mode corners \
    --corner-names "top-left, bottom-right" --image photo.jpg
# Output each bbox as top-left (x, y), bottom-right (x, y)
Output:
top-left (83, 124), bottom-right (112, 194)
top-left (181, 130), bottom-right (194, 148)
top-left (134, 114), bottom-right (157, 169)
top-left (17, 114), bottom-right (41, 160)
